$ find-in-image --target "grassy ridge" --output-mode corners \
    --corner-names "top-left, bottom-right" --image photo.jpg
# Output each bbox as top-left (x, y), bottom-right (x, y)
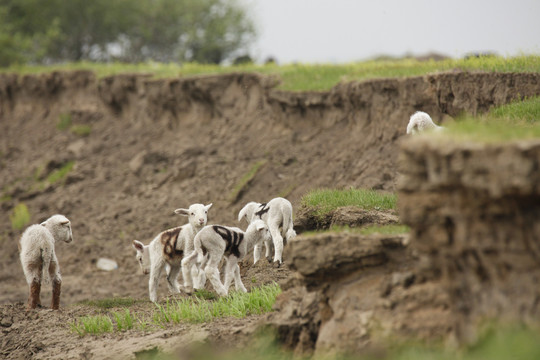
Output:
top-left (436, 96), bottom-right (540, 142)
top-left (2, 55), bottom-right (539, 91)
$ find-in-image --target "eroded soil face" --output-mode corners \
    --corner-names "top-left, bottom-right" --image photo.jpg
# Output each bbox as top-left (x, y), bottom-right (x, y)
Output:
top-left (1, 71), bottom-right (539, 358)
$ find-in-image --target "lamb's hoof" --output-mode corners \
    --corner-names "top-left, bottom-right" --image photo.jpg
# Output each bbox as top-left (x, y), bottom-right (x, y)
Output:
top-left (273, 260), bottom-right (282, 268)
top-left (266, 256), bottom-right (273, 264)
top-left (183, 287), bottom-right (194, 295)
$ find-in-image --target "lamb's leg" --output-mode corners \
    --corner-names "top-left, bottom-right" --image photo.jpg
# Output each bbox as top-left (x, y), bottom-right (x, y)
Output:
top-left (264, 239), bottom-right (273, 263)
top-left (270, 226), bottom-right (284, 266)
top-left (223, 258), bottom-right (236, 292)
top-left (195, 255), bottom-right (208, 290)
top-left (181, 252), bottom-right (198, 294)
top-left (253, 243), bottom-right (263, 264)
top-left (28, 278), bottom-right (41, 310)
top-left (149, 261), bottom-right (164, 302)
top-left (49, 260), bottom-right (62, 310)
top-left (166, 264), bottom-right (181, 294)
top-left (205, 255), bottom-right (227, 297)
top-left (233, 263), bottom-right (247, 293)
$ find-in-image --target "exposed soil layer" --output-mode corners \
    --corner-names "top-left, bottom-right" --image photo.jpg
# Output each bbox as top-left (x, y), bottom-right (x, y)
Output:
top-left (398, 137), bottom-right (540, 343)
top-left (1, 70), bottom-right (540, 358)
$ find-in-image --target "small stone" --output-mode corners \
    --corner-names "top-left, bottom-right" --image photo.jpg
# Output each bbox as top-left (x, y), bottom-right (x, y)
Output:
top-left (96, 258), bottom-right (118, 271)
top-left (0, 317), bottom-right (13, 328)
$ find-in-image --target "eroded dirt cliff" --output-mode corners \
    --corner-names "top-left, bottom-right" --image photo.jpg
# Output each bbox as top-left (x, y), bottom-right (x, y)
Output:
top-left (1, 70), bottom-right (540, 358)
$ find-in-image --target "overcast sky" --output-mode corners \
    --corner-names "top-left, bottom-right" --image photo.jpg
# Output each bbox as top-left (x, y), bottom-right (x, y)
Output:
top-left (244, 0), bottom-right (540, 63)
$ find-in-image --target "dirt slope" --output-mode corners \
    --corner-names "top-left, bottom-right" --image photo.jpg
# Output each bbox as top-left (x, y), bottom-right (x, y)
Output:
top-left (1, 70), bottom-right (539, 358)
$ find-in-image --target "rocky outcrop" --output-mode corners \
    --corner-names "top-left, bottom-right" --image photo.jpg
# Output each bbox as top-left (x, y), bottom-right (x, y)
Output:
top-left (398, 137), bottom-right (540, 342)
top-left (266, 232), bottom-right (453, 356)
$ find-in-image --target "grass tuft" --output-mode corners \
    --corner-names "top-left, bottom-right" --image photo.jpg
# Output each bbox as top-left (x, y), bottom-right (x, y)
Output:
top-left (57, 113), bottom-right (72, 130)
top-left (229, 160), bottom-right (267, 203)
top-left (45, 161), bottom-right (74, 184)
top-left (301, 188), bottom-right (396, 220)
top-left (10, 203), bottom-right (30, 231)
top-left (70, 124), bottom-right (92, 137)
top-left (77, 297), bottom-right (141, 309)
top-left (154, 283), bottom-right (281, 325)
top-left (71, 315), bottom-right (113, 336)
top-left (359, 224), bottom-right (410, 235)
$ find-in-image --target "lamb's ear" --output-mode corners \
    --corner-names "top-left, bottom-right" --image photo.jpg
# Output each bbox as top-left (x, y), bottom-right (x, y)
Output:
top-left (238, 205), bottom-right (248, 222)
top-left (60, 220), bottom-right (70, 226)
top-left (174, 208), bottom-right (189, 216)
top-left (256, 222), bottom-right (266, 231)
top-left (205, 203), bottom-right (213, 211)
top-left (133, 240), bottom-right (144, 252)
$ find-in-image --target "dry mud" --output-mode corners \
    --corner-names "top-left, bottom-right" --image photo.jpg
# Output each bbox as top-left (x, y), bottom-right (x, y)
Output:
top-left (1, 70), bottom-right (539, 358)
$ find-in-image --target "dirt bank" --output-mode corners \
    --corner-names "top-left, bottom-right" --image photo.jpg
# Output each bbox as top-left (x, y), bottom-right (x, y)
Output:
top-left (1, 70), bottom-right (539, 358)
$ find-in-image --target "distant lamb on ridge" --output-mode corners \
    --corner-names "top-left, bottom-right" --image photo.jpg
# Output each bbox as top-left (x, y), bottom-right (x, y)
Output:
top-left (406, 111), bottom-right (444, 134)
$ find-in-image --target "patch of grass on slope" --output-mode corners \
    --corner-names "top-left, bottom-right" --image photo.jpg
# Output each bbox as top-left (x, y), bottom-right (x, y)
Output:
top-left (70, 283), bottom-right (281, 336)
top-left (3, 55), bottom-right (539, 91)
top-left (440, 96), bottom-right (540, 143)
top-left (301, 188), bottom-right (396, 220)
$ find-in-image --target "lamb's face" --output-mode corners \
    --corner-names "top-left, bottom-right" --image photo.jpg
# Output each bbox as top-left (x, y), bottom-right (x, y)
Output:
top-left (175, 203), bottom-right (213, 229)
top-left (132, 240), bottom-right (150, 275)
top-left (251, 219), bottom-right (271, 243)
top-left (44, 214), bottom-right (73, 243)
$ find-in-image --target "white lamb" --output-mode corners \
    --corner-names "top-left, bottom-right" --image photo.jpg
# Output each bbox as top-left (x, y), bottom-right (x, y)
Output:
top-left (406, 111), bottom-right (444, 134)
top-left (238, 197), bottom-right (296, 266)
top-left (181, 219), bottom-right (271, 296)
top-left (132, 203), bottom-right (212, 302)
top-left (19, 214), bottom-right (73, 310)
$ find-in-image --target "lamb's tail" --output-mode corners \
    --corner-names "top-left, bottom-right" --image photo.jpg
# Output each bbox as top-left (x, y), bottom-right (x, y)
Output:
top-left (41, 248), bottom-right (52, 284)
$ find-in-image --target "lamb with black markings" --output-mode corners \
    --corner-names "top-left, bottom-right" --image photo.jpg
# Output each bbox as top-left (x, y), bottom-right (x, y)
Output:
top-left (132, 203), bottom-right (212, 302)
top-left (238, 197), bottom-right (296, 266)
top-left (181, 219), bottom-right (271, 296)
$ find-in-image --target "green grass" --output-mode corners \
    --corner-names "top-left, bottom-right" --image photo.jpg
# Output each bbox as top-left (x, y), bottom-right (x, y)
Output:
top-left (229, 160), bottom-right (267, 202)
top-left (45, 161), bottom-right (74, 184)
top-left (301, 188), bottom-right (397, 219)
top-left (112, 309), bottom-right (135, 331)
top-left (70, 284), bottom-right (281, 336)
top-left (10, 203), bottom-right (30, 230)
top-left (154, 283), bottom-right (281, 325)
top-left (70, 315), bottom-right (113, 336)
top-left (2, 55), bottom-right (539, 91)
top-left (56, 113), bottom-right (72, 130)
top-left (77, 297), bottom-right (142, 309)
top-left (302, 224), bottom-right (409, 236)
top-left (70, 124), bottom-right (92, 137)
top-left (436, 96), bottom-right (540, 143)
top-left (359, 224), bottom-right (410, 235)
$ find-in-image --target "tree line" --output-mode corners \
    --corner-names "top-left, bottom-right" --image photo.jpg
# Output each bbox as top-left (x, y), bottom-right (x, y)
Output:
top-left (0, 0), bottom-right (256, 66)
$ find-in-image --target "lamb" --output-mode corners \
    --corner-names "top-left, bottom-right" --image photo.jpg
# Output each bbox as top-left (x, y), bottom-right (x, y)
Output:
top-left (181, 219), bottom-right (271, 296)
top-left (238, 197), bottom-right (296, 266)
top-left (406, 111), bottom-right (444, 134)
top-left (132, 203), bottom-right (212, 302)
top-left (19, 214), bottom-right (73, 310)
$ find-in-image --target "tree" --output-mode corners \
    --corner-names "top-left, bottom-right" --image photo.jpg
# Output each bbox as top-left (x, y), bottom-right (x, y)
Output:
top-left (0, 0), bottom-right (256, 65)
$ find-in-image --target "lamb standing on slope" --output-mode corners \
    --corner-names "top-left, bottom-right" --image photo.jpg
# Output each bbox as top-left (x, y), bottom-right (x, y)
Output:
top-left (181, 219), bottom-right (271, 296)
top-left (406, 111), bottom-right (444, 134)
top-left (132, 203), bottom-right (212, 302)
top-left (238, 197), bottom-right (296, 266)
top-left (19, 214), bottom-right (73, 310)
